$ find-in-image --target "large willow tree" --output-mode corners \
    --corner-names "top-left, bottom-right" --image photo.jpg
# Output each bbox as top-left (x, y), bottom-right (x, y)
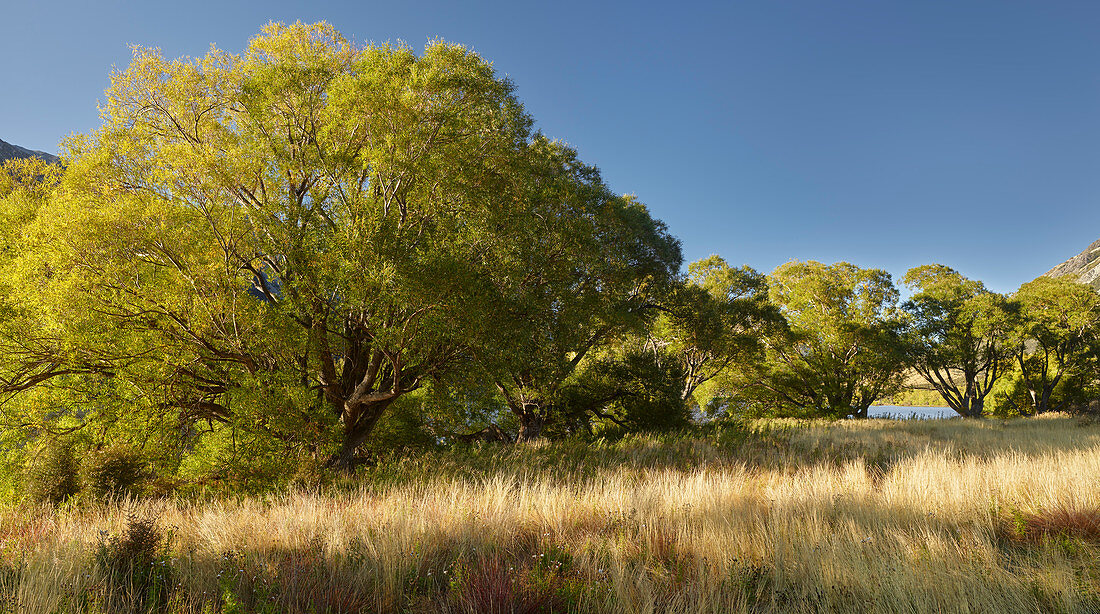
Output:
top-left (475, 139), bottom-right (682, 442)
top-left (1, 22), bottom-right (662, 471)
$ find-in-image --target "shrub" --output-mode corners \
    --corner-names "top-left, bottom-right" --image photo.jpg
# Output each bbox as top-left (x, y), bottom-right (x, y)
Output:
top-left (82, 445), bottom-right (150, 500)
top-left (95, 514), bottom-right (175, 612)
top-left (24, 439), bottom-right (80, 505)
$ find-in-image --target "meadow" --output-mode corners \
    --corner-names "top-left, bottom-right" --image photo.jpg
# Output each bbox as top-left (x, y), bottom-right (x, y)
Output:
top-left (2, 415), bottom-right (1099, 613)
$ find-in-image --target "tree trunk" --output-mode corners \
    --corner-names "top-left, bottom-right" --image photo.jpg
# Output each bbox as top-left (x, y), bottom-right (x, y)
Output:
top-left (516, 409), bottom-right (546, 443)
top-left (1039, 386), bottom-right (1054, 414)
top-left (960, 395), bottom-right (984, 418)
top-left (328, 397), bottom-right (396, 471)
top-left (497, 382), bottom-right (550, 443)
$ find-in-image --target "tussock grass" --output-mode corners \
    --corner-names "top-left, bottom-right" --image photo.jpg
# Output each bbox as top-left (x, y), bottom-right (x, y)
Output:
top-left (2, 415), bottom-right (1099, 612)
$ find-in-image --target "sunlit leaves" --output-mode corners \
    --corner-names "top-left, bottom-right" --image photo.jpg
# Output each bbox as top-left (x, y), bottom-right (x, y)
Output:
top-left (902, 265), bottom-right (1012, 417)
top-left (762, 260), bottom-right (906, 418)
top-left (1009, 277), bottom-right (1100, 414)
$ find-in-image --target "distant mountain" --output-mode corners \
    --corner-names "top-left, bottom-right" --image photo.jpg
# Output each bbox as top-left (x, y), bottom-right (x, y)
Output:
top-left (1043, 238), bottom-right (1100, 289)
top-left (0, 138), bottom-right (57, 164)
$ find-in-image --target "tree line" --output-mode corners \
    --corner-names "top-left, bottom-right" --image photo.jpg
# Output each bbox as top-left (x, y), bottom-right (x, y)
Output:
top-left (0, 23), bottom-right (1097, 490)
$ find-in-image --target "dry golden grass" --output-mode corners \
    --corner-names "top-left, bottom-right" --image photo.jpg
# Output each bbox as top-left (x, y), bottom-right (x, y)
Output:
top-left (2, 415), bottom-right (1099, 613)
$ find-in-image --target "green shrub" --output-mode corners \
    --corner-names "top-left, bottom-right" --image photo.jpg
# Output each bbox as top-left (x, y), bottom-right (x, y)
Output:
top-left (24, 440), bottom-right (80, 505)
top-left (82, 445), bottom-right (150, 500)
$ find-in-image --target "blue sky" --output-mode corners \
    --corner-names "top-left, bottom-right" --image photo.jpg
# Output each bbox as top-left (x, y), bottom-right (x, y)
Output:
top-left (2, 0), bottom-right (1098, 292)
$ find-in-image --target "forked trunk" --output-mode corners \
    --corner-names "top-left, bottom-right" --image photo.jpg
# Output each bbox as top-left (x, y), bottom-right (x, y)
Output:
top-left (497, 382), bottom-right (550, 443)
top-left (958, 395), bottom-right (985, 419)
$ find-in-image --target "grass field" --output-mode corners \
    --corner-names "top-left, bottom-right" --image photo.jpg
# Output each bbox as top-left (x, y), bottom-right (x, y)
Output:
top-left (2, 415), bottom-right (1099, 613)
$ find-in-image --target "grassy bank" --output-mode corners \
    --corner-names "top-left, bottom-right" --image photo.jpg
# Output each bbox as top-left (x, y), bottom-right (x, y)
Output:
top-left (877, 387), bottom-right (950, 407)
top-left (3, 416), bottom-right (1099, 613)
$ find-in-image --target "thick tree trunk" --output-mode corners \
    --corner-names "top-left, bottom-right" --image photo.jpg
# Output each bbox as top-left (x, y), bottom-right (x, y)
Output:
top-left (496, 382), bottom-right (550, 443)
top-left (328, 397), bottom-right (396, 471)
top-left (919, 366), bottom-right (998, 419)
top-left (516, 410), bottom-right (546, 443)
top-left (959, 395), bottom-right (984, 418)
top-left (1039, 385), bottom-right (1055, 414)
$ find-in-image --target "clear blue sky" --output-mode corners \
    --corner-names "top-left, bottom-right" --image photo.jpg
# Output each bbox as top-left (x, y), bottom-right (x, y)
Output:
top-left (3, 0), bottom-right (1098, 292)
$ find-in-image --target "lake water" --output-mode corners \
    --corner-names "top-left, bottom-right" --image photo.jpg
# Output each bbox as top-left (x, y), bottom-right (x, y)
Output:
top-left (867, 405), bottom-right (957, 420)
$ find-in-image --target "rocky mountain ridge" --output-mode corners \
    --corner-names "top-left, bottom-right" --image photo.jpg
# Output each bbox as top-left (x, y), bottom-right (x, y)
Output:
top-left (0, 137), bottom-right (57, 164)
top-left (1043, 238), bottom-right (1100, 289)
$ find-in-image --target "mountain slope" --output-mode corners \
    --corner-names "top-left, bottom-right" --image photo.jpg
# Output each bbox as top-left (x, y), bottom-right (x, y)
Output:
top-left (1043, 238), bottom-right (1100, 288)
top-left (0, 138), bottom-right (57, 164)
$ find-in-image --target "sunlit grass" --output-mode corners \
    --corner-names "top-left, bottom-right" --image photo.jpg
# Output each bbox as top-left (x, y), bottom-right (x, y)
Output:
top-left (3, 415), bottom-right (1099, 613)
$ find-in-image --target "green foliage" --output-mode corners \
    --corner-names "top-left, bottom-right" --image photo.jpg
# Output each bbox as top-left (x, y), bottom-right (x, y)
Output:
top-left (758, 260), bottom-right (907, 418)
top-left (655, 256), bottom-right (778, 410)
top-left (361, 388), bottom-right (445, 455)
top-left (607, 352), bottom-right (690, 432)
top-left (986, 365), bottom-right (1032, 418)
top-left (1009, 277), bottom-right (1100, 415)
top-left (174, 423), bottom-right (321, 495)
top-left (474, 140), bottom-right (683, 442)
top-left (81, 445), bottom-right (151, 501)
top-left (562, 344), bottom-right (691, 436)
top-left (416, 377), bottom-right (518, 443)
top-left (902, 264), bottom-right (1014, 417)
top-left (24, 439), bottom-right (80, 505)
top-left (988, 357), bottom-right (1100, 419)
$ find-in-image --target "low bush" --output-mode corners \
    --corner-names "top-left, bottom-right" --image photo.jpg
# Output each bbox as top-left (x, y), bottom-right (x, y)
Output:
top-left (82, 445), bottom-right (150, 500)
top-left (23, 439), bottom-right (80, 505)
top-left (95, 513), bottom-right (175, 612)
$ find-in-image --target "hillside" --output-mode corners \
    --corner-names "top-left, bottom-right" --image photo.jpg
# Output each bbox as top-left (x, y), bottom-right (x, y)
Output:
top-left (0, 137), bottom-right (57, 164)
top-left (1043, 238), bottom-right (1100, 288)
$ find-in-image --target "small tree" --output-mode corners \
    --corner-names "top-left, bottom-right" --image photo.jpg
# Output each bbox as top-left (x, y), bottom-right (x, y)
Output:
top-left (760, 261), bottom-right (906, 419)
top-left (655, 256), bottom-right (778, 408)
top-left (1009, 277), bottom-right (1100, 415)
top-left (560, 341), bottom-right (691, 435)
top-left (902, 265), bottom-right (1013, 418)
top-left (24, 439), bottom-right (80, 505)
top-left (82, 445), bottom-right (151, 500)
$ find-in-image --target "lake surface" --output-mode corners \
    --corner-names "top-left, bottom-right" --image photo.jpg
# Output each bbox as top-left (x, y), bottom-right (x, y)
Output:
top-left (868, 405), bottom-right (957, 419)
